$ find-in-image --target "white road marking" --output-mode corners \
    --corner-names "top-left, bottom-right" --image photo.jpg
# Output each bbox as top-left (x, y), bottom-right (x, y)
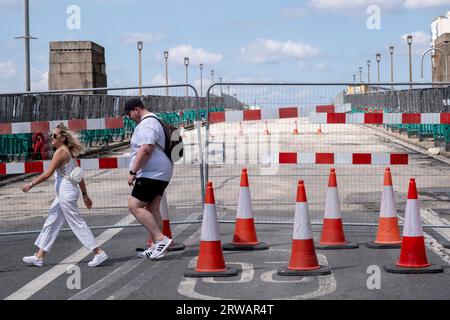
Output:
top-left (6, 215), bottom-right (136, 300)
top-left (260, 270), bottom-right (312, 283)
top-left (69, 210), bottom-right (203, 300)
top-left (202, 262), bottom-right (254, 283)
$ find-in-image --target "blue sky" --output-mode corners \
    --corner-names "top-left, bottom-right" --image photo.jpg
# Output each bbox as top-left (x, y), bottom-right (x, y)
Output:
top-left (0, 0), bottom-right (449, 94)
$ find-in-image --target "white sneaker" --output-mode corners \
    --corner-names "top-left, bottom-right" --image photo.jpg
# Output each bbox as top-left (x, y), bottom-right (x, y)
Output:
top-left (88, 251), bottom-right (108, 267)
top-left (137, 244), bottom-right (165, 260)
top-left (23, 254), bottom-right (44, 267)
top-left (150, 236), bottom-right (172, 259)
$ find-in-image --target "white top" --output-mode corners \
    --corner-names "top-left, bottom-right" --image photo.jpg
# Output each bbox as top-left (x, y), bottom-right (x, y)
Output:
top-left (129, 113), bottom-right (173, 181)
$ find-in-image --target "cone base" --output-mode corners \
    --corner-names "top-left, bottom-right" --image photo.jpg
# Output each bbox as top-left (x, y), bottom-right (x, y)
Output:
top-left (315, 242), bottom-right (359, 250)
top-left (223, 242), bottom-right (269, 251)
top-left (365, 241), bottom-right (401, 249)
top-left (184, 267), bottom-right (239, 278)
top-left (135, 243), bottom-right (186, 253)
top-left (384, 264), bottom-right (443, 274)
top-left (277, 265), bottom-right (331, 276)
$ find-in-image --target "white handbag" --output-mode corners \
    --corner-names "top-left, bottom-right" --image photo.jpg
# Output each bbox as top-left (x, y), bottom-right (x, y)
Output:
top-left (67, 166), bottom-right (84, 183)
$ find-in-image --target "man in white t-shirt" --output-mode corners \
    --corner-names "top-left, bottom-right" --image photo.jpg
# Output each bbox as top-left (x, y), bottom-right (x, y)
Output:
top-left (122, 98), bottom-right (173, 259)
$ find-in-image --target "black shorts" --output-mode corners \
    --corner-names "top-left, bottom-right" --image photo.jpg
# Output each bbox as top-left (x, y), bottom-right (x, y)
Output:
top-left (131, 178), bottom-right (169, 203)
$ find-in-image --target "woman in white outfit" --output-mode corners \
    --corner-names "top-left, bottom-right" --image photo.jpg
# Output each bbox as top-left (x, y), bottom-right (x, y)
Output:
top-left (21, 123), bottom-right (108, 267)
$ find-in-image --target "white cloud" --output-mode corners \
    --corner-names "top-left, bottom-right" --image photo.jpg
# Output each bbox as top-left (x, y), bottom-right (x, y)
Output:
top-left (403, 0), bottom-right (450, 9)
top-left (241, 39), bottom-right (321, 64)
top-left (0, 61), bottom-right (17, 79)
top-left (121, 32), bottom-right (165, 45)
top-left (150, 73), bottom-right (171, 86)
top-left (160, 45), bottom-right (223, 66)
top-left (401, 31), bottom-right (432, 46)
top-left (308, 0), bottom-right (450, 12)
top-left (308, 0), bottom-right (402, 11)
top-left (32, 70), bottom-right (48, 91)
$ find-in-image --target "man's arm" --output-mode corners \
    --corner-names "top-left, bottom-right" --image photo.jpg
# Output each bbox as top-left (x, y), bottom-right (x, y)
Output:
top-left (130, 144), bottom-right (155, 174)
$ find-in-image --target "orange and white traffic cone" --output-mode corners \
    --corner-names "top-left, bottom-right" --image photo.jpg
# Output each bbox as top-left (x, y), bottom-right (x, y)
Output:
top-left (278, 180), bottom-right (331, 276)
top-left (316, 168), bottom-right (358, 249)
top-left (293, 121), bottom-right (299, 135)
top-left (184, 182), bottom-right (239, 277)
top-left (180, 123), bottom-right (186, 138)
top-left (385, 179), bottom-right (443, 274)
top-left (136, 193), bottom-right (185, 253)
top-left (367, 168), bottom-right (402, 249)
top-left (223, 168), bottom-right (268, 251)
top-left (263, 121), bottom-right (270, 135)
top-left (316, 125), bottom-right (323, 135)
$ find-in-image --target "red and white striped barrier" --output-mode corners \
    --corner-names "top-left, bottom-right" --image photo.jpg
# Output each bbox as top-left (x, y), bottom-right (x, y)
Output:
top-left (208, 104), bottom-right (350, 124)
top-left (278, 152), bottom-right (408, 165)
top-left (0, 157), bottom-right (130, 175)
top-left (208, 107), bottom-right (450, 125)
top-left (309, 112), bottom-right (450, 124)
top-left (0, 151), bottom-right (409, 175)
top-left (0, 117), bottom-right (124, 135)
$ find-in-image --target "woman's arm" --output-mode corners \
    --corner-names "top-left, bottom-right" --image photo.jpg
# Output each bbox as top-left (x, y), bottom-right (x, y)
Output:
top-left (79, 179), bottom-right (93, 209)
top-left (22, 149), bottom-right (65, 192)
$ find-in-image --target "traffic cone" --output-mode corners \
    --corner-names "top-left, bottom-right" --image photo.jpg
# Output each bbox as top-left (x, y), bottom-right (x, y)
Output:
top-left (385, 179), bottom-right (443, 274)
top-left (366, 168), bottom-right (402, 249)
top-left (180, 123), bottom-right (186, 138)
top-left (263, 121), bottom-right (270, 135)
top-left (316, 168), bottom-right (358, 249)
top-left (184, 182), bottom-right (239, 277)
top-left (293, 121), bottom-right (299, 135)
top-left (238, 121), bottom-right (244, 136)
top-left (278, 180), bottom-right (331, 276)
top-left (223, 168), bottom-right (269, 251)
top-left (316, 125), bottom-right (323, 135)
top-left (136, 193), bottom-right (185, 253)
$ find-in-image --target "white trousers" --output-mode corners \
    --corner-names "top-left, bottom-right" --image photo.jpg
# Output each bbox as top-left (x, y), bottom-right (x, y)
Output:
top-left (35, 183), bottom-right (98, 252)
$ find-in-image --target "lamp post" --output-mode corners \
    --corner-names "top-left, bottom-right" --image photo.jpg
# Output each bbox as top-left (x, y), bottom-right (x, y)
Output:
top-left (421, 47), bottom-right (448, 83)
top-left (407, 35), bottom-right (413, 89)
top-left (164, 50), bottom-right (169, 96)
top-left (219, 76), bottom-right (223, 96)
top-left (184, 57), bottom-right (189, 99)
top-left (199, 63), bottom-right (203, 97)
top-left (353, 74), bottom-right (356, 83)
top-left (389, 46), bottom-right (394, 89)
top-left (359, 66), bottom-right (362, 83)
top-left (367, 59), bottom-right (371, 84)
top-left (137, 41), bottom-right (143, 96)
top-left (376, 53), bottom-right (381, 91)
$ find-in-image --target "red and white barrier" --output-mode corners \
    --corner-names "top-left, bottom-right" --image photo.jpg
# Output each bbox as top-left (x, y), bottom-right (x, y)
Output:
top-left (0, 117), bottom-right (124, 135)
top-left (278, 152), bottom-right (408, 165)
top-left (208, 106), bottom-right (450, 125)
top-left (0, 151), bottom-right (409, 175)
top-left (309, 112), bottom-right (450, 125)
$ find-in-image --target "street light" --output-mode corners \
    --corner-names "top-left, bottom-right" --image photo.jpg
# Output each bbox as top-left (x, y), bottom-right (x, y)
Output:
top-left (376, 53), bottom-right (381, 91)
top-left (407, 35), bottom-right (413, 89)
top-left (219, 76), bottom-right (223, 96)
top-left (184, 57), bottom-right (189, 98)
top-left (137, 41), bottom-right (143, 96)
top-left (367, 60), bottom-right (371, 84)
top-left (421, 47), bottom-right (448, 83)
top-left (389, 46), bottom-right (394, 89)
top-left (199, 63), bottom-right (203, 97)
top-left (353, 74), bottom-right (356, 83)
top-left (359, 66), bottom-right (363, 83)
top-left (164, 50), bottom-right (169, 96)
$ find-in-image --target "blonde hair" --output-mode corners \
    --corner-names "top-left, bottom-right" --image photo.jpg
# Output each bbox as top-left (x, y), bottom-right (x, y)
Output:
top-left (56, 122), bottom-right (85, 156)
